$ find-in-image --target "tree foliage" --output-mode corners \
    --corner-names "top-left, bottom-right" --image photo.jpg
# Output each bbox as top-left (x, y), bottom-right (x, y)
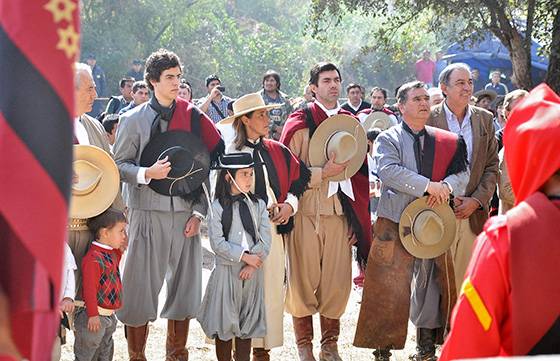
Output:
top-left (309, 0), bottom-right (560, 91)
top-left (80, 0), bottom-right (437, 100)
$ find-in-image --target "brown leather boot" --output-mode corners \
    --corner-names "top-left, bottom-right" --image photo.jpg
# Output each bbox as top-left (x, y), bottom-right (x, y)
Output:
top-left (166, 319), bottom-right (190, 361)
top-left (318, 316), bottom-right (341, 361)
top-left (293, 316), bottom-right (316, 361)
top-left (125, 324), bottom-right (149, 361)
top-left (216, 338), bottom-right (233, 361)
top-left (233, 338), bottom-right (252, 361)
top-left (252, 347), bottom-right (270, 361)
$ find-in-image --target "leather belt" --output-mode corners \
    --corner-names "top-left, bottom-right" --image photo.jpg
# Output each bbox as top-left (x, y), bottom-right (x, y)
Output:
top-left (68, 218), bottom-right (88, 231)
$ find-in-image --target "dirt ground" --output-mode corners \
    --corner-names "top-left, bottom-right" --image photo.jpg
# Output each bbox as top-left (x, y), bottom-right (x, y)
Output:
top-left (61, 230), bottom-right (423, 361)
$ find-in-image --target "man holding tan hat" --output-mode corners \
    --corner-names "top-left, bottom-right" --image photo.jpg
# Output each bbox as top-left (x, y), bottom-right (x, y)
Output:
top-left (68, 63), bottom-right (124, 300)
top-left (280, 62), bottom-right (371, 361)
top-left (354, 81), bottom-right (469, 361)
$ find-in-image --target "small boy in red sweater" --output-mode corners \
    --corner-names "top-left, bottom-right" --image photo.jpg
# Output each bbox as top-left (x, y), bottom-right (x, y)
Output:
top-left (74, 209), bottom-right (127, 361)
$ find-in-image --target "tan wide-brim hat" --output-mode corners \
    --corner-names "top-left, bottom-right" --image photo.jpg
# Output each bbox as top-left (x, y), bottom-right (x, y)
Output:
top-left (474, 89), bottom-right (498, 103)
top-left (308, 114), bottom-right (367, 182)
top-left (218, 92), bottom-right (282, 125)
top-left (70, 145), bottom-right (120, 219)
top-left (361, 111), bottom-right (392, 131)
top-left (399, 196), bottom-right (456, 259)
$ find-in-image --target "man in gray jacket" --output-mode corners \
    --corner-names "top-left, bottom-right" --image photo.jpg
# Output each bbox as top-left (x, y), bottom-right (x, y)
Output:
top-left (354, 81), bottom-right (469, 361)
top-left (113, 49), bottom-right (224, 361)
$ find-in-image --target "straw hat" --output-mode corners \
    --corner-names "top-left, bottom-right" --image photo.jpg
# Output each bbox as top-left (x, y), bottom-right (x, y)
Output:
top-left (218, 93), bottom-right (282, 125)
top-left (399, 196), bottom-right (456, 259)
top-left (308, 114), bottom-right (367, 182)
top-left (361, 111), bottom-right (392, 131)
top-left (70, 145), bottom-right (120, 219)
top-left (140, 130), bottom-right (210, 197)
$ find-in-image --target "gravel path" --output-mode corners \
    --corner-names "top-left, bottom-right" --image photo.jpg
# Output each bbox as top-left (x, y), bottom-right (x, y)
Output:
top-left (61, 229), bottom-right (422, 360)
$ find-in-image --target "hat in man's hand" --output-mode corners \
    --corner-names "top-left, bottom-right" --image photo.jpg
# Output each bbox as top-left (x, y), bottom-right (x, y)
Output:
top-left (308, 114), bottom-right (367, 182)
top-left (361, 111), bottom-right (392, 131)
top-left (71, 145), bottom-right (120, 219)
top-left (140, 130), bottom-right (210, 197)
top-left (399, 196), bottom-right (456, 259)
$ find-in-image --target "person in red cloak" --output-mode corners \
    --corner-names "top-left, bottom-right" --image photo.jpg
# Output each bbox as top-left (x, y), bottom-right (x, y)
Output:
top-left (440, 83), bottom-right (560, 359)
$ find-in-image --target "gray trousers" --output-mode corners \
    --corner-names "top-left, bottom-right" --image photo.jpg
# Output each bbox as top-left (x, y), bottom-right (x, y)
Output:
top-left (409, 258), bottom-right (442, 329)
top-left (73, 309), bottom-right (117, 361)
top-left (116, 209), bottom-right (202, 326)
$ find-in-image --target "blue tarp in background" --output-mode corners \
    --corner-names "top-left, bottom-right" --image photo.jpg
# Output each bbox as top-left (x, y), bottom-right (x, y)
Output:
top-left (444, 32), bottom-right (549, 90)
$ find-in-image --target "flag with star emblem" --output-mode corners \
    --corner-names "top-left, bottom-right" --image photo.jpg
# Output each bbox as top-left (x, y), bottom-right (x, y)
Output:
top-left (0, 1), bottom-right (78, 359)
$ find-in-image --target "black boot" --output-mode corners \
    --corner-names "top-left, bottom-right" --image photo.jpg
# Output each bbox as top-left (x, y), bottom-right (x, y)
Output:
top-left (373, 348), bottom-right (392, 361)
top-left (411, 328), bottom-right (437, 361)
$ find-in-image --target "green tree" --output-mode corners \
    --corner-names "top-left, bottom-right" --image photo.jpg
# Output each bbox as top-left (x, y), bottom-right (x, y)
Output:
top-left (309, 0), bottom-right (560, 91)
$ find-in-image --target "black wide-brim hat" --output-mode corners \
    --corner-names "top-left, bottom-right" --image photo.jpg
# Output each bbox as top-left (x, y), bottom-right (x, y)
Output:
top-left (140, 130), bottom-right (210, 197)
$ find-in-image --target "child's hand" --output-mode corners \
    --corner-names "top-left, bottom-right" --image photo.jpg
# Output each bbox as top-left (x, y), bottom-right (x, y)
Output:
top-left (241, 253), bottom-right (262, 268)
top-left (239, 265), bottom-right (256, 280)
top-left (87, 316), bottom-right (101, 333)
top-left (59, 298), bottom-right (74, 317)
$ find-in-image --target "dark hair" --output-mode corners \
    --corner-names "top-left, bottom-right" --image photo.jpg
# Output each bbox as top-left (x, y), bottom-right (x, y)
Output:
top-left (370, 87), bottom-right (388, 99)
top-left (232, 111), bottom-right (255, 150)
top-left (119, 77), bottom-right (135, 89)
top-left (346, 83), bottom-right (362, 94)
top-left (205, 74), bottom-right (221, 87)
top-left (227, 100), bottom-right (235, 112)
top-left (132, 81), bottom-right (148, 94)
top-left (144, 49), bottom-right (182, 91)
top-left (397, 81), bottom-right (426, 104)
top-left (367, 128), bottom-right (382, 143)
top-left (87, 208), bottom-right (127, 240)
top-left (309, 62), bottom-right (341, 86)
top-left (262, 70), bottom-right (281, 90)
top-left (102, 114), bottom-right (119, 134)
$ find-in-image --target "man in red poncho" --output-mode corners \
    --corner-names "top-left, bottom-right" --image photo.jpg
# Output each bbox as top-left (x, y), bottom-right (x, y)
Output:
top-left (440, 83), bottom-right (560, 359)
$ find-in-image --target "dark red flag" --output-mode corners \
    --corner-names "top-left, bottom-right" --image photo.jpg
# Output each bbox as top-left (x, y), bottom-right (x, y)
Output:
top-left (0, 1), bottom-right (78, 359)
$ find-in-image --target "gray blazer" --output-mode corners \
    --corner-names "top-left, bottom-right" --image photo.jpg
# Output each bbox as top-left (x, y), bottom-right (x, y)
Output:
top-left (208, 198), bottom-right (271, 266)
top-left (113, 102), bottom-right (207, 214)
top-left (374, 123), bottom-right (469, 223)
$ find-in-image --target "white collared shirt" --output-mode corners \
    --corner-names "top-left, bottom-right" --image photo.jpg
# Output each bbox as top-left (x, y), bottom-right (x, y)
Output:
top-left (74, 116), bottom-right (90, 145)
top-left (315, 100), bottom-right (341, 117)
top-left (443, 102), bottom-right (473, 164)
top-left (348, 100), bottom-right (362, 113)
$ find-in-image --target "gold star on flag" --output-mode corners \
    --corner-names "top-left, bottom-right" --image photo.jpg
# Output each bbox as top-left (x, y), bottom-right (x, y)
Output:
top-left (44, 0), bottom-right (77, 23)
top-left (56, 24), bottom-right (80, 59)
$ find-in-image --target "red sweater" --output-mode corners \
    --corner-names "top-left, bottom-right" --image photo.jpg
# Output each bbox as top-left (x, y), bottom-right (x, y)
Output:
top-left (80, 242), bottom-right (123, 317)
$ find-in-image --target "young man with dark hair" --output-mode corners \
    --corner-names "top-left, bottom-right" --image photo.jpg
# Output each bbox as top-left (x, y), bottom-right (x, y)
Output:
top-left (113, 48), bottom-right (224, 360)
top-left (105, 77), bottom-right (135, 114)
top-left (280, 62), bottom-right (371, 361)
top-left (197, 74), bottom-right (233, 123)
top-left (101, 113), bottom-right (119, 146)
top-left (356, 86), bottom-right (399, 126)
top-left (341, 83), bottom-right (370, 115)
top-left (259, 69), bottom-right (293, 140)
top-left (118, 81), bottom-right (149, 115)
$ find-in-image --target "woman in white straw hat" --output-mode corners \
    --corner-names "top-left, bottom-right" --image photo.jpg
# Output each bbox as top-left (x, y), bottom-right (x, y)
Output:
top-left (225, 92), bottom-right (310, 360)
